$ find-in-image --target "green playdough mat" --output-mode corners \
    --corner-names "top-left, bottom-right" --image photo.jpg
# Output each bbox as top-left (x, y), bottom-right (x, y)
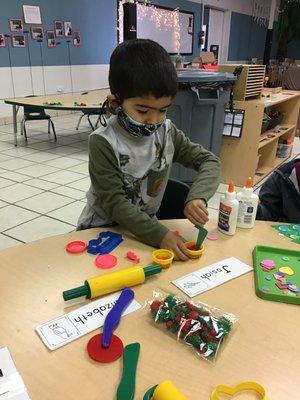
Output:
top-left (253, 245), bottom-right (300, 305)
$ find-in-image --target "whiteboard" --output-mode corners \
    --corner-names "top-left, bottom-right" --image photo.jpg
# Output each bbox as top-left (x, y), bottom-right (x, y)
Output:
top-left (118, 2), bottom-right (194, 55)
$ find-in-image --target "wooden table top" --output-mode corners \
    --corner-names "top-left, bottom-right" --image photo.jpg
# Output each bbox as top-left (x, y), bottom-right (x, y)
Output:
top-left (4, 88), bottom-right (111, 111)
top-left (0, 219), bottom-right (299, 399)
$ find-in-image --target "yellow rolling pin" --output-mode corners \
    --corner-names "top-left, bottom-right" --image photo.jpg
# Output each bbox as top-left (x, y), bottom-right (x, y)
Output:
top-left (63, 264), bottom-right (162, 301)
top-left (143, 380), bottom-right (187, 400)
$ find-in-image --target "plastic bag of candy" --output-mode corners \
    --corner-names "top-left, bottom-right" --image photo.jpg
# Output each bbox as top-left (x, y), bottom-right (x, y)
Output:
top-left (149, 292), bottom-right (237, 363)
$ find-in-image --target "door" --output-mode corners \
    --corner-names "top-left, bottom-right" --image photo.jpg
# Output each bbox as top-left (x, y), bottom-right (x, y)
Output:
top-left (207, 8), bottom-right (225, 63)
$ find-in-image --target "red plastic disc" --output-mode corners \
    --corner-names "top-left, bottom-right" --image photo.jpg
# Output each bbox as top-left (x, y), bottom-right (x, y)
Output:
top-left (66, 240), bottom-right (86, 254)
top-left (95, 254), bottom-right (117, 269)
top-left (87, 333), bottom-right (123, 363)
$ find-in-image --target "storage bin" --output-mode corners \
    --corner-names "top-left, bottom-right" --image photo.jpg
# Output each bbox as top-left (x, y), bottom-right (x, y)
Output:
top-left (167, 70), bottom-right (236, 183)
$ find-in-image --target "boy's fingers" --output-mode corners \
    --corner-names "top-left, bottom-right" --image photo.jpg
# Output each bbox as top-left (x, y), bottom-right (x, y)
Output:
top-left (186, 214), bottom-right (198, 226)
top-left (198, 203), bottom-right (209, 215)
top-left (185, 209), bottom-right (200, 223)
top-left (194, 209), bottom-right (209, 224)
top-left (187, 209), bottom-right (208, 225)
top-left (194, 207), bottom-right (209, 221)
top-left (178, 241), bottom-right (189, 257)
top-left (174, 245), bottom-right (189, 261)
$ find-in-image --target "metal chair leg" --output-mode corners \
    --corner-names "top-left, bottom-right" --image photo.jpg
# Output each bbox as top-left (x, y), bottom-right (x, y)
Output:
top-left (48, 120), bottom-right (51, 134)
top-left (76, 114), bottom-right (84, 130)
top-left (23, 121), bottom-right (28, 141)
top-left (95, 115), bottom-right (101, 129)
top-left (50, 119), bottom-right (57, 141)
top-left (96, 113), bottom-right (107, 128)
top-left (87, 115), bottom-right (95, 131)
top-left (20, 118), bottom-right (24, 136)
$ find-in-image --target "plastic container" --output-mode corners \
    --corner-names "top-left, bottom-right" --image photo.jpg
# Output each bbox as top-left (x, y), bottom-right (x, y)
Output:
top-left (184, 242), bottom-right (205, 259)
top-left (218, 180), bottom-right (239, 236)
top-left (276, 143), bottom-right (293, 158)
top-left (237, 177), bottom-right (259, 229)
top-left (152, 249), bottom-right (174, 268)
top-left (167, 71), bottom-right (236, 183)
top-left (255, 153), bottom-right (262, 172)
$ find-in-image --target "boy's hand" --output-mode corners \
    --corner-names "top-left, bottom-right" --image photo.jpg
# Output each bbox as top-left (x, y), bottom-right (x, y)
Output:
top-left (184, 199), bottom-right (209, 226)
top-left (160, 231), bottom-right (189, 261)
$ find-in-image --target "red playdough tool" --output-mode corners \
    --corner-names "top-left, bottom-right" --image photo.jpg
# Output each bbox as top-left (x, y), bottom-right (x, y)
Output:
top-left (87, 333), bottom-right (123, 363)
top-left (65, 240), bottom-right (86, 254)
top-left (126, 251), bottom-right (140, 263)
top-left (95, 254), bottom-right (117, 269)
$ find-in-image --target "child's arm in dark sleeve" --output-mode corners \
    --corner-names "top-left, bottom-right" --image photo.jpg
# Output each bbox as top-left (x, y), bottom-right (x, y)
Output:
top-left (170, 123), bottom-right (221, 203)
top-left (256, 174), bottom-right (283, 221)
top-left (89, 134), bottom-right (169, 247)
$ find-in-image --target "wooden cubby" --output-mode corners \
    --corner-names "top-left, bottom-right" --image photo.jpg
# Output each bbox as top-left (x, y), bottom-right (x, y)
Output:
top-left (220, 90), bottom-right (300, 187)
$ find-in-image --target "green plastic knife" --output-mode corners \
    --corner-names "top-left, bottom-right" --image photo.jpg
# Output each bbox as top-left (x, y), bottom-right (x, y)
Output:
top-left (195, 225), bottom-right (208, 250)
top-left (116, 342), bottom-right (140, 400)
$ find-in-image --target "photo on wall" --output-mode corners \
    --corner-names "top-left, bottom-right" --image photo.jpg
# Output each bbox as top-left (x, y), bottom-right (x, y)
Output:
top-left (46, 30), bottom-right (56, 48)
top-left (54, 20), bottom-right (63, 37)
top-left (73, 30), bottom-right (81, 46)
top-left (11, 34), bottom-right (26, 48)
top-left (0, 34), bottom-right (6, 48)
top-left (8, 18), bottom-right (23, 32)
top-left (64, 21), bottom-right (72, 37)
top-left (31, 27), bottom-right (44, 40)
top-left (22, 5), bottom-right (42, 25)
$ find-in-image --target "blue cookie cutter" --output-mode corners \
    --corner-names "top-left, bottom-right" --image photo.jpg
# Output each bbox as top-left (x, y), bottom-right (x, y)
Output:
top-left (87, 231), bottom-right (123, 255)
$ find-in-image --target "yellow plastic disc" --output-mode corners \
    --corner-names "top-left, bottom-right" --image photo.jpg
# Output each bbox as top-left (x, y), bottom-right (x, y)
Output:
top-left (279, 266), bottom-right (294, 276)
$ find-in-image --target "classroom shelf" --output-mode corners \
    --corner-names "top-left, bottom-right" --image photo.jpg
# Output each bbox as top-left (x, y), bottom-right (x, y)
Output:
top-left (254, 156), bottom-right (290, 185)
top-left (263, 91), bottom-right (298, 107)
top-left (258, 124), bottom-right (295, 150)
top-left (220, 90), bottom-right (300, 187)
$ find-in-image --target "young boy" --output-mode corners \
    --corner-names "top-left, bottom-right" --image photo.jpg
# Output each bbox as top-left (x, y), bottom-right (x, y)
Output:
top-left (77, 39), bottom-right (221, 260)
top-left (256, 158), bottom-right (300, 222)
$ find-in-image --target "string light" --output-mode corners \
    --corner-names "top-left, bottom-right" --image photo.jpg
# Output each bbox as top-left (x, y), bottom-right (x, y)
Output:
top-left (117, 0), bottom-right (181, 53)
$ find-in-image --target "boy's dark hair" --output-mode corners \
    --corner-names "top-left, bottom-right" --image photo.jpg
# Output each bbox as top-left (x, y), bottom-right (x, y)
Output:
top-left (109, 39), bottom-right (178, 101)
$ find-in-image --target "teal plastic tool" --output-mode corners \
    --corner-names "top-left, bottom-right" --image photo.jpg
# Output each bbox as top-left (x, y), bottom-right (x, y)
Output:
top-left (116, 343), bottom-right (140, 400)
top-left (195, 225), bottom-right (208, 250)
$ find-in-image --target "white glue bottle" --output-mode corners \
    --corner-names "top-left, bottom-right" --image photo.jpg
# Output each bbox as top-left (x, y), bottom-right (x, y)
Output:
top-left (218, 180), bottom-right (239, 236)
top-left (237, 177), bottom-right (259, 228)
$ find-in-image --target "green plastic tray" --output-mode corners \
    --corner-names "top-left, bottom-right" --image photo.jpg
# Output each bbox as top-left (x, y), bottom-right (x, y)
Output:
top-left (253, 245), bottom-right (300, 305)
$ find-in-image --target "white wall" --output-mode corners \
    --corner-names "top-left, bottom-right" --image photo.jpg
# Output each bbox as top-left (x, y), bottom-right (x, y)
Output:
top-left (0, 64), bottom-right (109, 122)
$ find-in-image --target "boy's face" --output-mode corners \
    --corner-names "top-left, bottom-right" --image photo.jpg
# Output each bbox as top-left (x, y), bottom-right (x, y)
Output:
top-left (122, 95), bottom-right (172, 125)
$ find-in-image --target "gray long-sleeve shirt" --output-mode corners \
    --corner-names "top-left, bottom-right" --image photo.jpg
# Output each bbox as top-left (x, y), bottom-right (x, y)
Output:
top-left (77, 116), bottom-right (221, 247)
